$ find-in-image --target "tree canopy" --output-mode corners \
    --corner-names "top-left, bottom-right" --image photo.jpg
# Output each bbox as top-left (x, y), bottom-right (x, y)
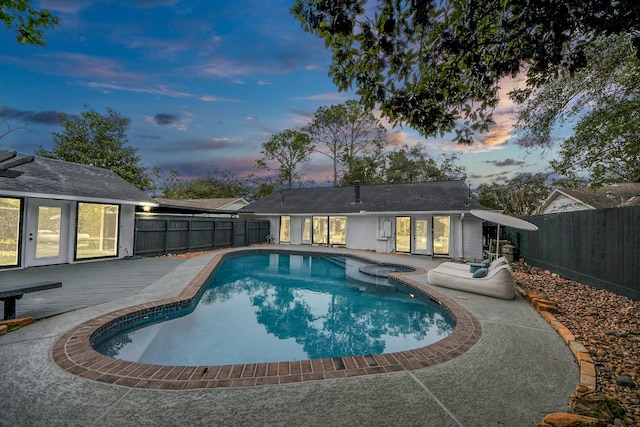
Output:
top-left (256, 129), bottom-right (315, 190)
top-left (292, 0), bottom-right (640, 143)
top-left (1, 0), bottom-right (59, 46)
top-left (306, 100), bottom-right (387, 186)
top-left (513, 33), bottom-right (640, 186)
top-left (476, 173), bottom-right (553, 217)
top-left (36, 104), bottom-right (151, 190)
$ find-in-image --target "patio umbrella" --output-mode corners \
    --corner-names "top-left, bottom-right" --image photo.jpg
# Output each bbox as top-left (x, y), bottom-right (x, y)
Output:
top-left (470, 209), bottom-right (538, 258)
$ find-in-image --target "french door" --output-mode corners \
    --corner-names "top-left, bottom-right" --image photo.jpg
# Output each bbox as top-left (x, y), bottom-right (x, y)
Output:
top-left (25, 200), bottom-right (72, 267)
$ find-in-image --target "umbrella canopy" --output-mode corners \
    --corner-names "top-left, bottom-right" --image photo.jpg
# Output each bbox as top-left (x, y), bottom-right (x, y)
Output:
top-left (470, 210), bottom-right (538, 231)
top-left (470, 210), bottom-right (538, 258)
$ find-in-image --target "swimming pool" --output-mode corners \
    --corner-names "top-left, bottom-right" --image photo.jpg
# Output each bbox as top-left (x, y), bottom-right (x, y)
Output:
top-left (52, 248), bottom-right (482, 389)
top-left (94, 252), bottom-right (455, 366)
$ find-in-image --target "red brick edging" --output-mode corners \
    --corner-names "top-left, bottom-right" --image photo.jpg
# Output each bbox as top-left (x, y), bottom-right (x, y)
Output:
top-left (52, 253), bottom-right (481, 389)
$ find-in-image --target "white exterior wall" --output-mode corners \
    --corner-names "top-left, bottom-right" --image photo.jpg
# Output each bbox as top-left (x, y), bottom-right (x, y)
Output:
top-left (118, 204), bottom-right (136, 258)
top-left (460, 215), bottom-right (484, 261)
top-left (345, 215), bottom-right (385, 252)
top-left (263, 213), bottom-right (483, 259)
top-left (541, 194), bottom-right (591, 214)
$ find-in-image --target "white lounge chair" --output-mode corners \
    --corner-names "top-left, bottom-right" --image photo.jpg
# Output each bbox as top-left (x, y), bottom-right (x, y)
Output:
top-left (427, 263), bottom-right (516, 300)
top-left (438, 256), bottom-right (508, 273)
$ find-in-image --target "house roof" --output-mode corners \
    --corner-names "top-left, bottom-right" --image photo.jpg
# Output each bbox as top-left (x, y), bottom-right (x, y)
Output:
top-left (537, 183), bottom-right (640, 213)
top-left (151, 197), bottom-right (249, 214)
top-left (244, 181), bottom-right (481, 215)
top-left (0, 150), bottom-right (157, 206)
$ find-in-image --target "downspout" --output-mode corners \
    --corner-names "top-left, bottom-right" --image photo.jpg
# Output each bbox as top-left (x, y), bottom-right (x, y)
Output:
top-left (460, 213), bottom-right (465, 261)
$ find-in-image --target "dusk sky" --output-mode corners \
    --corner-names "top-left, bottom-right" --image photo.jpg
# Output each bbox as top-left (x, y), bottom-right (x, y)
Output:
top-left (1, 0), bottom-right (559, 189)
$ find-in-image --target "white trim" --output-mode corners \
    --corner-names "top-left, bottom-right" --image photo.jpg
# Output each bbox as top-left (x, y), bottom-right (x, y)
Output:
top-left (249, 210), bottom-right (471, 217)
top-left (536, 189), bottom-right (595, 214)
top-left (0, 190), bottom-right (157, 207)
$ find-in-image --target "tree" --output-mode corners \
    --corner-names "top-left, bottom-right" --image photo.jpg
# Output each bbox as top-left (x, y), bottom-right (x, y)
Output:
top-left (149, 166), bottom-right (181, 198)
top-left (476, 173), bottom-right (553, 216)
top-left (512, 33), bottom-right (640, 186)
top-left (164, 169), bottom-right (250, 200)
top-left (1, 0), bottom-right (59, 46)
top-left (385, 144), bottom-right (442, 184)
top-left (256, 129), bottom-right (315, 190)
top-left (337, 150), bottom-right (385, 186)
top-left (36, 104), bottom-right (151, 190)
top-left (292, 0), bottom-right (640, 143)
top-left (306, 100), bottom-right (386, 186)
top-left (0, 102), bottom-right (29, 144)
top-left (384, 144), bottom-right (466, 184)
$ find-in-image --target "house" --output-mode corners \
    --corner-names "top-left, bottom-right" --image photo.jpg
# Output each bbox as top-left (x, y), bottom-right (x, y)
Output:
top-left (143, 197), bottom-right (250, 216)
top-left (0, 150), bottom-right (156, 269)
top-left (241, 180), bottom-right (485, 260)
top-left (536, 183), bottom-right (640, 214)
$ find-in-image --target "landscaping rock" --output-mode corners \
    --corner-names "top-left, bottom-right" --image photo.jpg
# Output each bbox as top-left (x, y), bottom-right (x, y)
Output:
top-left (513, 262), bottom-right (639, 425)
top-left (616, 376), bottom-right (636, 389)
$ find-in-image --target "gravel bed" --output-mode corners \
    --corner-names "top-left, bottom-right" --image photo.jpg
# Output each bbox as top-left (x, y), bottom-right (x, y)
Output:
top-left (512, 262), bottom-right (639, 425)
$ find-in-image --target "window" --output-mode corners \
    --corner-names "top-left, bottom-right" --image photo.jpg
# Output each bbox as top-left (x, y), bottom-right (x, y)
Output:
top-left (396, 216), bottom-right (411, 253)
top-left (329, 216), bottom-right (346, 245)
top-left (0, 197), bottom-right (21, 267)
top-left (433, 216), bottom-right (450, 255)
top-left (279, 216), bottom-right (291, 243)
top-left (312, 216), bottom-right (328, 244)
top-left (302, 218), bottom-right (311, 243)
top-left (36, 206), bottom-right (62, 259)
top-left (76, 203), bottom-right (119, 259)
top-left (311, 216), bottom-right (346, 245)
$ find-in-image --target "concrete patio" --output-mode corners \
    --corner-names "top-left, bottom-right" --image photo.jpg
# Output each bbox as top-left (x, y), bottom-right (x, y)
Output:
top-left (0, 246), bottom-right (578, 426)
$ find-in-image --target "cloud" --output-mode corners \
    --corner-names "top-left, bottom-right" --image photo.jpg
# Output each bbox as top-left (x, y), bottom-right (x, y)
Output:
top-left (485, 158), bottom-right (526, 167)
top-left (287, 108), bottom-right (314, 120)
top-left (131, 0), bottom-right (180, 8)
top-left (295, 93), bottom-right (351, 102)
top-left (152, 113), bottom-right (180, 126)
top-left (40, 0), bottom-right (85, 13)
top-left (50, 52), bottom-right (142, 81)
top-left (211, 136), bottom-right (243, 143)
top-left (139, 134), bottom-right (161, 140)
top-left (385, 131), bottom-right (420, 148)
top-left (4, 108), bottom-right (60, 126)
top-left (144, 112), bottom-right (192, 131)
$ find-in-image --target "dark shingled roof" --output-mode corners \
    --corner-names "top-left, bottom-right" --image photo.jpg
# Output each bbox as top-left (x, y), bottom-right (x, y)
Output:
top-left (245, 181), bottom-right (481, 214)
top-left (559, 183), bottom-right (640, 209)
top-left (0, 150), bottom-right (156, 205)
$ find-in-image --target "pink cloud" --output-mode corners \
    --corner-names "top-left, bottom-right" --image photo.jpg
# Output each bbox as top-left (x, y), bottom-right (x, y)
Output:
top-left (47, 52), bottom-right (142, 81)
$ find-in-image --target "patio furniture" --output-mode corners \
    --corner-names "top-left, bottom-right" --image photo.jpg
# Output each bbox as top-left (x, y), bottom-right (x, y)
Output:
top-left (0, 282), bottom-right (62, 320)
top-left (427, 263), bottom-right (515, 300)
top-left (438, 256), bottom-right (508, 274)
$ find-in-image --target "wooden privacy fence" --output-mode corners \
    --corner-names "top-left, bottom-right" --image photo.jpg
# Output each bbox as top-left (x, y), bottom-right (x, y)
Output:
top-left (134, 215), bottom-right (270, 257)
top-left (505, 205), bottom-right (640, 300)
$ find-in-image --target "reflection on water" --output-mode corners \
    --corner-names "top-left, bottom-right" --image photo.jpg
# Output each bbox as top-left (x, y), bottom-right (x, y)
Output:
top-left (96, 253), bottom-right (455, 366)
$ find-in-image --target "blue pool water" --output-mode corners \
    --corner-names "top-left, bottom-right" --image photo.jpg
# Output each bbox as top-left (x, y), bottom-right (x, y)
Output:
top-left (95, 252), bottom-right (455, 366)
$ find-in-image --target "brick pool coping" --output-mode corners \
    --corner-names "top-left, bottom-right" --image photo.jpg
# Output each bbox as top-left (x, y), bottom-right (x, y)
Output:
top-left (52, 251), bottom-right (482, 389)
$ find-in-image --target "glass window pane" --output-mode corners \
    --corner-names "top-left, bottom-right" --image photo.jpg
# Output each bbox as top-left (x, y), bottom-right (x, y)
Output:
top-left (396, 216), bottom-right (411, 253)
top-left (77, 203), bottom-right (119, 259)
top-left (433, 216), bottom-right (450, 255)
top-left (302, 218), bottom-right (311, 242)
top-left (416, 219), bottom-right (428, 251)
top-left (312, 216), bottom-right (328, 244)
top-left (329, 216), bottom-right (346, 245)
top-left (0, 198), bottom-right (21, 266)
top-left (279, 216), bottom-right (290, 243)
top-left (36, 206), bottom-right (61, 259)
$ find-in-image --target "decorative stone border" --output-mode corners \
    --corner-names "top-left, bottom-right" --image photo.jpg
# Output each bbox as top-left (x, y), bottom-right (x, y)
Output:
top-left (516, 286), bottom-right (603, 426)
top-left (52, 251), bottom-right (482, 389)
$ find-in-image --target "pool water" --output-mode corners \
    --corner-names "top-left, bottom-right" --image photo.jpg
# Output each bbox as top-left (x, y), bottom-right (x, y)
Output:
top-left (95, 252), bottom-right (455, 366)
